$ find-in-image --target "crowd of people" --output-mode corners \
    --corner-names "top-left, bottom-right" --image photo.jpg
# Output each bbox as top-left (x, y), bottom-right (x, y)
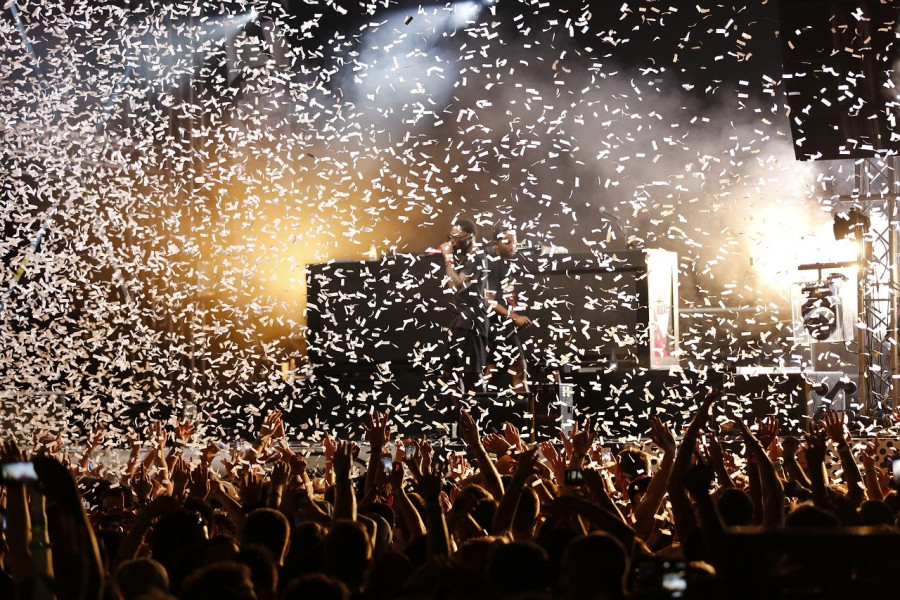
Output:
top-left (2, 392), bottom-right (900, 600)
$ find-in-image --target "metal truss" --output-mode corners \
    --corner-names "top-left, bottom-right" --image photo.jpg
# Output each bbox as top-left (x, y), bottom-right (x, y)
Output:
top-left (849, 158), bottom-right (900, 413)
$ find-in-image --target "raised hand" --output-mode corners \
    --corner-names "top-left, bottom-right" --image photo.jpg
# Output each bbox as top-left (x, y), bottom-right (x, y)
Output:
top-left (170, 456), bottom-right (191, 499)
top-left (32, 430), bottom-right (63, 455)
top-left (365, 410), bottom-right (391, 452)
top-left (420, 437), bottom-right (434, 473)
top-left (705, 433), bottom-right (729, 467)
top-left (583, 468), bottom-right (618, 505)
top-left (482, 433), bottom-right (513, 455)
top-left (270, 459), bottom-right (291, 489)
top-left (31, 452), bottom-right (82, 507)
top-left (683, 456), bottom-right (715, 498)
top-left (0, 438), bottom-right (26, 463)
top-left (649, 416), bottom-right (676, 455)
top-left (149, 421), bottom-right (168, 452)
top-left (189, 462), bottom-right (210, 498)
top-left (388, 460), bottom-right (406, 492)
top-left (131, 465), bottom-right (153, 502)
top-left (459, 410), bottom-right (481, 449)
top-left (502, 421), bottom-right (525, 451)
top-left (540, 441), bottom-right (566, 484)
top-left (221, 445), bottom-right (241, 478)
top-left (735, 418), bottom-right (762, 451)
top-left (259, 410), bottom-right (284, 441)
top-left (755, 416), bottom-right (780, 451)
top-left (239, 469), bottom-right (265, 507)
top-left (323, 431), bottom-right (337, 463)
top-left (276, 446), bottom-right (308, 478)
top-left (686, 389), bottom-right (721, 440)
top-left (804, 428), bottom-right (829, 469)
top-left (859, 438), bottom-right (878, 471)
top-left (333, 441), bottom-right (354, 482)
top-left (85, 424), bottom-right (107, 454)
top-left (393, 438), bottom-right (409, 464)
top-left (559, 424), bottom-right (576, 459)
top-left (416, 462), bottom-right (444, 503)
top-left (820, 410), bottom-right (849, 446)
top-left (200, 440), bottom-right (220, 466)
top-left (406, 439), bottom-right (425, 481)
top-left (447, 453), bottom-right (469, 482)
top-left (571, 418), bottom-right (596, 458)
top-left (174, 419), bottom-right (196, 447)
top-left (510, 446), bottom-right (540, 486)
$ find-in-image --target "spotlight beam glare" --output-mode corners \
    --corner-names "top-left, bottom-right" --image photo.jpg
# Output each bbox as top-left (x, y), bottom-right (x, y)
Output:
top-left (339, 1), bottom-right (484, 122)
top-left (133, 9), bottom-right (261, 92)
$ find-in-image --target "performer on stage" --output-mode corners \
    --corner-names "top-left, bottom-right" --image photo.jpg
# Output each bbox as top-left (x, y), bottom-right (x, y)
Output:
top-left (485, 222), bottom-right (532, 392)
top-left (439, 218), bottom-right (488, 395)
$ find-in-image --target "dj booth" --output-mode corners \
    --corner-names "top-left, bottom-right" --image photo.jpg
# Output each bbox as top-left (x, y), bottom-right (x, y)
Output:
top-left (303, 249), bottom-right (806, 439)
top-left (305, 249), bottom-right (679, 369)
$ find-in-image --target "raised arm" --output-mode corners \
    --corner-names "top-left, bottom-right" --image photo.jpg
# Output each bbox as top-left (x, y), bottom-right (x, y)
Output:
top-left (332, 441), bottom-right (357, 521)
top-left (142, 421), bottom-right (169, 483)
top-left (803, 428), bottom-right (829, 508)
top-left (859, 438), bottom-right (884, 502)
top-left (667, 389), bottom-right (720, 550)
top-left (705, 434), bottom-right (736, 488)
top-left (363, 410), bottom-right (391, 499)
top-left (566, 418), bottom-right (596, 474)
top-left (459, 410), bottom-right (503, 501)
top-left (79, 425), bottom-right (105, 474)
top-left (633, 416), bottom-right (676, 540)
top-left (417, 463), bottom-right (451, 559)
top-left (388, 460), bottom-right (426, 540)
top-left (166, 419), bottom-right (195, 469)
top-left (322, 432), bottom-right (337, 487)
top-left (33, 453), bottom-right (105, 600)
top-left (682, 455), bottom-right (725, 567)
top-left (124, 429), bottom-right (143, 479)
top-left (780, 435), bottom-right (812, 490)
top-left (736, 418), bottom-right (785, 527)
top-left (492, 446), bottom-right (540, 536)
top-left (114, 494), bottom-right (178, 568)
top-left (821, 410), bottom-right (866, 506)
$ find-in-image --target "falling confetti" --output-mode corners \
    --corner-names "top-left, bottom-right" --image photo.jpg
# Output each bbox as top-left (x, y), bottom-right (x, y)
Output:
top-left (0, 1), bottom-right (876, 442)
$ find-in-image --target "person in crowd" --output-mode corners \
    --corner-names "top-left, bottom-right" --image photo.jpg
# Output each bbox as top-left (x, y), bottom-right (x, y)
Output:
top-left (3, 401), bottom-right (900, 599)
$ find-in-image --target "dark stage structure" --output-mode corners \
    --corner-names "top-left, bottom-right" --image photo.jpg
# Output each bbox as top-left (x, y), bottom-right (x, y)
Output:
top-left (303, 249), bottom-right (808, 439)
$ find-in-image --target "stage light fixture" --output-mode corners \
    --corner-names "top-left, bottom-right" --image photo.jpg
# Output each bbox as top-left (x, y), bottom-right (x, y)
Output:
top-left (833, 209), bottom-right (870, 240)
top-left (800, 275), bottom-right (846, 341)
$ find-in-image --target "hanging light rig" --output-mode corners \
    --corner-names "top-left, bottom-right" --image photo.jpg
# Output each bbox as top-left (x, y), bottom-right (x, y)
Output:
top-left (800, 274), bottom-right (847, 342)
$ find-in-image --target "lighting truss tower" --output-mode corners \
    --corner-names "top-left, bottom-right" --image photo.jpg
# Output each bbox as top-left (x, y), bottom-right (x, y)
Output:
top-left (844, 157), bottom-right (900, 414)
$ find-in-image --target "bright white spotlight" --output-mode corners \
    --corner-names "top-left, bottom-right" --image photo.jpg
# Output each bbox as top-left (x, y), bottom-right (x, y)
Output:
top-left (450, 1), bottom-right (483, 27)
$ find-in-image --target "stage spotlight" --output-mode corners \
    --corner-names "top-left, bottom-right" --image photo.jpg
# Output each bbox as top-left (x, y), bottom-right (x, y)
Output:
top-left (800, 275), bottom-right (846, 341)
top-left (833, 208), bottom-right (870, 240)
top-left (808, 374), bottom-right (857, 418)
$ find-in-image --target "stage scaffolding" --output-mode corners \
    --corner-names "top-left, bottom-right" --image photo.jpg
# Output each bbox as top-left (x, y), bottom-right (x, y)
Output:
top-left (844, 157), bottom-right (900, 414)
